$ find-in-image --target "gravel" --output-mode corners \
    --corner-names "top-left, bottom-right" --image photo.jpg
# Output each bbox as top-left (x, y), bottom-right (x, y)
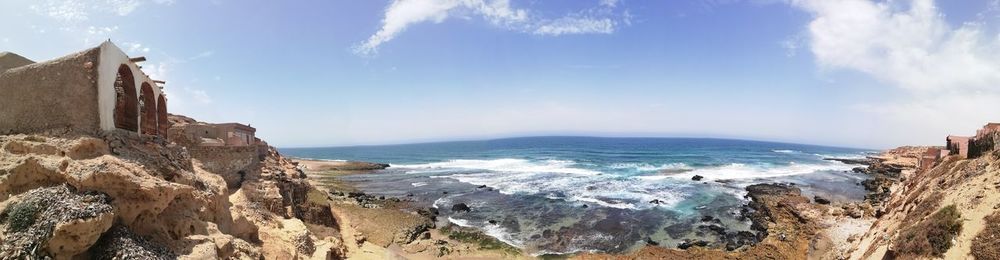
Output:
top-left (0, 184), bottom-right (114, 259)
top-left (89, 224), bottom-right (176, 260)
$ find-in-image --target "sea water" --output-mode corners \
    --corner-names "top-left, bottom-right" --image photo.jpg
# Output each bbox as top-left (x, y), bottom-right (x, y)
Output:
top-left (281, 137), bottom-right (871, 255)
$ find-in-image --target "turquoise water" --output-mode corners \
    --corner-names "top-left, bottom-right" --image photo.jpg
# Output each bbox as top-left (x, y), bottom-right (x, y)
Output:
top-left (281, 137), bottom-right (871, 254)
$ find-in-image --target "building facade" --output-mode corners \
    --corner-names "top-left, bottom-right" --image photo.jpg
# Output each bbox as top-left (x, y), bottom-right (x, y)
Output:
top-left (0, 41), bottom-right (169, 136)
top-left (170, 122), bottom-right (257, 147)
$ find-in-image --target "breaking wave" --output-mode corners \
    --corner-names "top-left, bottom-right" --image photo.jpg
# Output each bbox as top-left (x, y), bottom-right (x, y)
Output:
top-left (608, 162), bottom-right (691, 172)
top-left (399, 158), bottom-right (687, 209)
top-left (448, 217), bottom-right (526, 249)
top-left (640, 162), bottom-right (855, 181)
top-left (393, 158), bottom-right (601, 175)
top-left (396, 158), bottom-right (853, 210)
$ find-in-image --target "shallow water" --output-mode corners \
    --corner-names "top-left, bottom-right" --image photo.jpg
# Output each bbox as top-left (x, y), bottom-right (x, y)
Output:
top-left (283, 137), bottom-right (871, 254)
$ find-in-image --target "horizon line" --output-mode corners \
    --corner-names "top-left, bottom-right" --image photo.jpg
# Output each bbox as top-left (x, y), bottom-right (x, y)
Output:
top-left (277, 135), bottom-right (877, 151)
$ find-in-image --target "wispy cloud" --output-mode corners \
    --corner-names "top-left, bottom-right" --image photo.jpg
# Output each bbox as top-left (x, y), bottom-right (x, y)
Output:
top-left (121, 41), bottom-right (151, 53)
top-left (534, 16), bottom-right (615, 36)
top-left (29, 0), bottom-right (174, 22)
top-left (188, 51), bottom-right (215, 60)
top-left (355, 0), bottom-right (629, 56)
top-left (184, 87), bottom-right (213, 104)
top-left (791, 0), bottom-right (1000, 143)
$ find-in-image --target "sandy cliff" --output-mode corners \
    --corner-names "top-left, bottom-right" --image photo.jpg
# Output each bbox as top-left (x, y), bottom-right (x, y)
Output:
top-left (845, 142), bottom-right (1000, 259)
top-left (0, 116), bottom-right (346, 259)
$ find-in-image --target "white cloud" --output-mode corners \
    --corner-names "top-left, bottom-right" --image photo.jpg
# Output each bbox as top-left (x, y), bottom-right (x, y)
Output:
top-left (188, 51), bottom-right (215, 60)
top-left (121, 41), bottom-right (150, 53)
top-left (108, 0), bottom-right (142, 16)
top-left (185, 87), bottom-right (213, 104)
top-left (534, 16), bottom-right (615, 36)
top-left (780, 34), bottom-right (804, 57)
top-left (600, 0), bottom-right (620, 8)
top-left (791, 0), bottom-right (1000, 144)
top-left (86, 26), bottom-right (118, 35)
top-left (31, 0), bottom-right (89, 22)
top-left (29, 0), bottom-right (170, 22)
top-left (793, 0), bottom-right (1000, 92)
top-left (143, 62), bottom-right (169, 81)
top-left (355, 0), bottom-right (626, 55)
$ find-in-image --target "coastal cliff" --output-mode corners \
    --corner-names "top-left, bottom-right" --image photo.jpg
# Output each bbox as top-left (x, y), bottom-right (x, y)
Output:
top-left (0, 115), bottom-right (345, 259)
top-left (4, 114), bottom-right (1000, 260)
top-left (846, 137), bottom-right (1000, 259)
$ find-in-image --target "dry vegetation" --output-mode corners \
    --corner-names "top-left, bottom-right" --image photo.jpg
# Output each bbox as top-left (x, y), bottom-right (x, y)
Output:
top-left (972, 211), bottom-right (1000, 260)
top-left (891, 204), bottom-right (963, 258)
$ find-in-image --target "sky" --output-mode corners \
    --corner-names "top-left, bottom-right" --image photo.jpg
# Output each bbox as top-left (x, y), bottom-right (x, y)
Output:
top-left (2, 0), bottom-right (1000, 149)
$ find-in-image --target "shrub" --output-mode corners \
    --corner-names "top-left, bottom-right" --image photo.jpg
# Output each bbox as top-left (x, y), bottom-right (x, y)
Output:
top-left (972, 211), bottom-right (1000, 260)
top-left (893, 204), bottom-right (962, 258)
top-left (3, 201), bottom-right (40, 232)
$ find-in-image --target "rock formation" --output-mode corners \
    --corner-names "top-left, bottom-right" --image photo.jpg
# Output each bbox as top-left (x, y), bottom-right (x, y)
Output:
top-left (0, 114), bottom-right (345, 259)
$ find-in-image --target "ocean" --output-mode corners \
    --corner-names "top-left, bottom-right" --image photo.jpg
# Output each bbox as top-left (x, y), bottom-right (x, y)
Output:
top-left (281, 137), bottom-right (871, 255)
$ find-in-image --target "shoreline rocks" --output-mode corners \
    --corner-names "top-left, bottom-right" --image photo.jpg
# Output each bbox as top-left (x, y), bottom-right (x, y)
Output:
top-left (451, 203), bottom-right (471, 213)
top-left (814, 195), bottom-right (831, 205)
top-left (294, 159), bottom-right (390, 172)
top-left (823, 157), bottom-right (873, 165)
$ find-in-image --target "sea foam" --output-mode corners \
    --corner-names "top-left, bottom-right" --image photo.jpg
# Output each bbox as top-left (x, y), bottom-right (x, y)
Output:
top-left (641, 162), bottom-right (855, 181)
top-left (393, 158), bottom-right (601, 175)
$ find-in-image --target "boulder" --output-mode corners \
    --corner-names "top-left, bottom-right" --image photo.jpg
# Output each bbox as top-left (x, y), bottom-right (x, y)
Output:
top-left (723, 231), bottom-right (759, 251)
top-left (451, 203), bottom-right (471, 212)
top-left (677, 240), bottom-right (709, 250)
top-left (692, 175), bottom-right (704, 181)
top-left (813, 196), bottom-right (831, 205)
top-left (47, 211), bottom-right (115, 257)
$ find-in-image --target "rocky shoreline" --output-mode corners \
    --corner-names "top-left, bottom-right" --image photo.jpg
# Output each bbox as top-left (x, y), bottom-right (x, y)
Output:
top-left (0, 119), bottom-right (966, 260)
top-left (301, 158), bottom-right (880, 259)
top-left (286, 146), bottom-right (929, 260)
top-left (295, 160), bottom-right (530, 259)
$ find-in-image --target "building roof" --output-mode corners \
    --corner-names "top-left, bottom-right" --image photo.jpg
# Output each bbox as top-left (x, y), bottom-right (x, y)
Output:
top-left (214, 123), bottom-right (256, 132)
top-left (0, 52), bottom-right (35, 73)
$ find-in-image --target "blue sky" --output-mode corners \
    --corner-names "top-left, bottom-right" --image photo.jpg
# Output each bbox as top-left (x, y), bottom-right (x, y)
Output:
top-left (2, 0), bottom-right (1000, 149)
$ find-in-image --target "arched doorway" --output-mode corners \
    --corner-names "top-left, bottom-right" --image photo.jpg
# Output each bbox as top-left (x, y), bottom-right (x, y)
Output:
top-left (139, 83), bottom-right (157, 135)
top-left (113, 65), bottom-right (138, 131)
top-left (157, 94), bottom-right (169, 137)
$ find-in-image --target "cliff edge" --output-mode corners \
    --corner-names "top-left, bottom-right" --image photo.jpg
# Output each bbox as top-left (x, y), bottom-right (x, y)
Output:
top-left (846, 137), bottom-right (1000, 259)
top-left (0, 114), bottom-right (346, 259)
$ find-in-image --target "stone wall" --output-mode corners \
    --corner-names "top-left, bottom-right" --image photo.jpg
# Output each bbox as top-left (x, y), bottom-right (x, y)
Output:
top-left (188, 146), bottom-right (260, 189)
top-left (0, 47), bottom-right (102, 135)
top-left (168, 123), bottom-right (257, 147)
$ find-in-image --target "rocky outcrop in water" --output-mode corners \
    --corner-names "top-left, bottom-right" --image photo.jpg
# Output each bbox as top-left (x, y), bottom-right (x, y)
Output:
top-left (577, 182), bottom-right (823, 259)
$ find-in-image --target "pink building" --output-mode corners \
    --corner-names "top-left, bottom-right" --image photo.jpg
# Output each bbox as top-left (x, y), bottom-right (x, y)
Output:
top-left (946, 135), bottom-right (971, 159)
top-left (917, 147), bottom-right (942, 171)
top-left (976, 123), bottom-right (1000, 139)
